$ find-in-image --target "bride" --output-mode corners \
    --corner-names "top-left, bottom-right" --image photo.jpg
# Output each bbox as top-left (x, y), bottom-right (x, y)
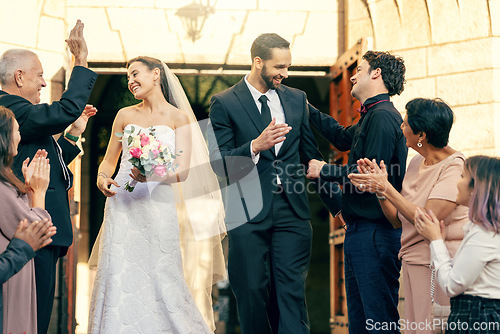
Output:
top-left (89, 56), bottom-right (226, 333)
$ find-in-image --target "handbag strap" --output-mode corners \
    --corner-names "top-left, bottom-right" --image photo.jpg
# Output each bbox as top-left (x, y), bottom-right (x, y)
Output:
top-left (430, 265), bottom-right (437, 303)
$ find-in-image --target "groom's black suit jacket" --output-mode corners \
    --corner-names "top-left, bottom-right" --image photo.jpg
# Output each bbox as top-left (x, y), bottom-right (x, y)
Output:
top-left (209, 79), bottom-right (322, 224)
top-left (0, 66), bottom-right (97, 251)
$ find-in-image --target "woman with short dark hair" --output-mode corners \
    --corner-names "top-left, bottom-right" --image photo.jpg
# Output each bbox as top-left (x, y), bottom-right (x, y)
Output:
top-left (349, 98), bottom-right (468, 332)
top-left (415, 155), bottom-right (500, 333)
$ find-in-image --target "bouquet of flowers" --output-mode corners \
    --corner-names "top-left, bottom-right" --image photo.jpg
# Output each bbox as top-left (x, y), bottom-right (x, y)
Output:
top-left (116, 126), bottom-right (179, 192)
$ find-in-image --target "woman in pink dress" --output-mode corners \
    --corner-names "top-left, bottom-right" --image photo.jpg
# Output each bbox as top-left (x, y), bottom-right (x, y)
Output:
top-left (0, 106), bottom-right (56, 334)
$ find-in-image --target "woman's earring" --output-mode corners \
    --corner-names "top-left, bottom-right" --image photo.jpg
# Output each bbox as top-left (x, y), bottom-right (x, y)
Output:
top-left (154, 81), bottom-right (157, 86)
top-left (417, 139), bottom-right (423, 148)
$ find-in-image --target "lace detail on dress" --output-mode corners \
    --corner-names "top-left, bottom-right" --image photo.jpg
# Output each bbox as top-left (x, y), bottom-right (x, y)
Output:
top-left (88, 124), bottom-right (211, 333)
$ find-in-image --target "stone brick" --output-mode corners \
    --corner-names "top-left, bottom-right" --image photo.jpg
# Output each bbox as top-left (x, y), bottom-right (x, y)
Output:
top-left (491, 0), bottom-right (500, 36)
top-left (106, 8), bottom-right (180, 62)
top-left (395, 47), bottom-right (428, 80)
top-left (348, 0), bottom-right (370, 22)
top-left (0, 1), bottom-right (42, 47)
top-left (428, 0), bottom-right (489, 44)
top-left (495, 102), bottom-right (500, 154)
top-left (67, 8), bottom-right (126, 62)
top-left (215, 0), bottom-right (258, 10)
top-left (348, 18), bottom-right (373, 49)
top-left (398, 0), bottom-right (432, 49)
top-left (391, 77), bottom-right (436, 112)
top-left (258, 0), bottom-right (335, 11)
top-left (494, 69), bottom-right (500, 102)
top-left (166, 10), bottom-right (248, 64)
top-left (35, 50), bottom-right (66, 81)
top-left (436, 70), bottom-right (494, 106)
top-left (450, 104), bottom-right (495, 151)
top-left (38, 17), bottom-right (65, 53)
top-left (428, 38), bottom-right (493, 76)
top-left (456, 0), bottom-right (491, 40)
top-left (43, 0), bottom-right (65, 18)
top-left (67, 0), bottom-right (155, 8)
top-left (153, 0), bottom-right (198, 9)
top-left (293, 12), bottom-right (339, 66)
top-left (227, 11), bottom-right (307, 65)
top-left (369, 2), bottom-right (404, 50)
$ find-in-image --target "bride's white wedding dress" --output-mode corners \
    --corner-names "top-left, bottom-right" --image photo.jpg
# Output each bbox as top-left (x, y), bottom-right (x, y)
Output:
top-left (88, 124), bottom-right (211, 334)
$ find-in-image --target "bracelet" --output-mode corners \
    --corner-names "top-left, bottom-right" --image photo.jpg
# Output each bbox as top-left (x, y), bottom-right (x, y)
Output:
top-left (64, 132), bottom-right (79, 142)
top-left (98, 172), bottom-right (109, 179)
top-left (376, 193), bottom-right (386, 200)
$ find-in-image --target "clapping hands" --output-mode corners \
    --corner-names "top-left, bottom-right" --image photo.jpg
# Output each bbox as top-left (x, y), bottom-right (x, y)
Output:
top-left (348, 158), bottom-right (388, 193)
top-left (14, 219), bottom-right (56, 252)
top-left (414, 207), bottom-right (446, 241)
top-left (22, 149), bottom-right (50, 194)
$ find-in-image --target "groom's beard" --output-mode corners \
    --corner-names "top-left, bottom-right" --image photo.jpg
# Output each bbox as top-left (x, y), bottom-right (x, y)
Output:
top-left (261, 64), bottom-right (280, 90)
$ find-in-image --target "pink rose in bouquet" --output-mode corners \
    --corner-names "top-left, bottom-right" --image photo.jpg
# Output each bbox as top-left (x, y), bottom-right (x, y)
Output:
top-left (116, 125), bottom-right (179, 192)
top-left (140, 133), bottom-right (150, 146)
top-left (129, 147), bottom-right (142, 159)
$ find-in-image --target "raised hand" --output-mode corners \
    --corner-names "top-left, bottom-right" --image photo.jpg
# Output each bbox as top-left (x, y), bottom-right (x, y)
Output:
top-left (97, 173), bottom-right (119, 197)
top-left (13, 219), bottom-right (56, 252)
top-left (65, 19), bottom-right (88, 67)
top-left (22, 149), bottom-right (48, 185)
top-left (66, 105), bottom-right (98, 139)
top-left (414, 208), bottom-right (445, 241)
top-left (348, 158), bottom-right (388, 193)
top-left (252, 118), bottom-right (291, 154)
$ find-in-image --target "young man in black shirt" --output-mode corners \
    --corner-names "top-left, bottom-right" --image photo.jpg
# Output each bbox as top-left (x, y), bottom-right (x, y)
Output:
top-left (307, 51), bottom-right (407, 334)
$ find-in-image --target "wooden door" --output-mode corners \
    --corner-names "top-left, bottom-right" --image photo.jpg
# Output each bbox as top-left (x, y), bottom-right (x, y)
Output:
top-left (329, 38), bottom-right (369, 334)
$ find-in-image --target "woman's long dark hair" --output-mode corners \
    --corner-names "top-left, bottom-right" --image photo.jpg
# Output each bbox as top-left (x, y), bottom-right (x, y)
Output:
top-left (0, 106), bottom-right (26, 195)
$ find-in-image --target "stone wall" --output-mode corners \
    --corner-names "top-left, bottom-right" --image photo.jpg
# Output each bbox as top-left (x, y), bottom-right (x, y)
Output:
top-left (65, 0), bottom-right (340, 67)
top-left (347, 0), bottom-right (500, 157)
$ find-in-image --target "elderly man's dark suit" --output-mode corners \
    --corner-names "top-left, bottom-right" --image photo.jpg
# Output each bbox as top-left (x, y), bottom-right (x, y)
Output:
top-left (0, 66), bottom-right (97, 333)
top-left (209, 78), bottom-right (324, 334)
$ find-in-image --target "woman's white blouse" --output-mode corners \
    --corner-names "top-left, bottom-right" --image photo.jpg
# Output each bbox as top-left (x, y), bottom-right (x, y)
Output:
top-left (430, 221), bottom-right (500, 299)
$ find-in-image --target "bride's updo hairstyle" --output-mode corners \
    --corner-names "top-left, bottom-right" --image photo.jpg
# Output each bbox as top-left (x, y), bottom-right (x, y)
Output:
top-left (0, 106), bottom-right (26, 195)
top-left (126, 56), bottom-right (169, 103)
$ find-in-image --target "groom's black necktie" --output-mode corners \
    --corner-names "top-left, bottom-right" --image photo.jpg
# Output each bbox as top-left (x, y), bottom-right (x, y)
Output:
top-left (259, 95), bottom-right (272, 126)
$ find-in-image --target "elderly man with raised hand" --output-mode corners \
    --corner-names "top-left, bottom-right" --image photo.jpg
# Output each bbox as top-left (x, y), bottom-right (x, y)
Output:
top-left (0, 20), bottom-right (98, 333)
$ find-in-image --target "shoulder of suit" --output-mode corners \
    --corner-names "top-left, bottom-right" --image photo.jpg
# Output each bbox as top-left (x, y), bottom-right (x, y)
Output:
top-left (71, 65), bottom-right (97, 77)
top-left (0, 91), bottom-right (31, 107)
top-left (278, 84), bottom-right (304, 96)
top-left (212, 84), bottom-right (238, 100)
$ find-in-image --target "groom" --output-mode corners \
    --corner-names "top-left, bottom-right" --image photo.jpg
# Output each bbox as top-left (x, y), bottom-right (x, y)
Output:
top-left (209, 33), bottom-right (323, 334)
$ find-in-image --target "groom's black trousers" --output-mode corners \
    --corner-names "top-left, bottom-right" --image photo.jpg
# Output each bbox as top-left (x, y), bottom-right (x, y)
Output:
top-left (228, 188), bottom-right (311, 334)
